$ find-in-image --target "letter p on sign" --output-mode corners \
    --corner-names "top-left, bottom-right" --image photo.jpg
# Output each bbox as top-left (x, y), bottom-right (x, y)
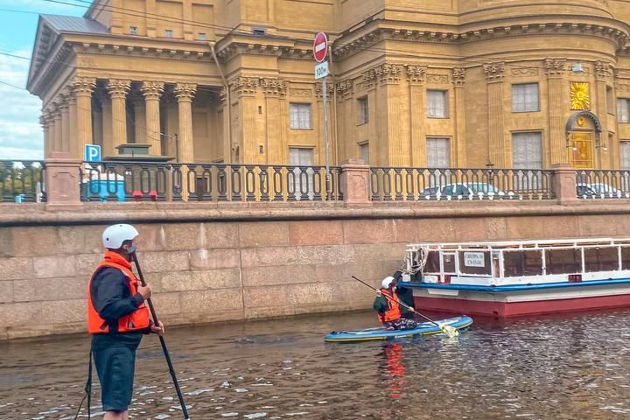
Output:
top-left (84, 144), bottom-right (102, 162)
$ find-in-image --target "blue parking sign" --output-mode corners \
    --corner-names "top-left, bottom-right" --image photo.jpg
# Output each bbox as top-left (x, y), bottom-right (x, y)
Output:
top-left (84, 144), bottom-right (101, 162)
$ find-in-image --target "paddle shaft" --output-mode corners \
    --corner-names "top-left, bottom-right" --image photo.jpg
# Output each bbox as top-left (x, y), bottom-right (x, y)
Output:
top-left (351, 275), bottom-right (445, 329)
top-left (132, 253), bottom-right (190, 420)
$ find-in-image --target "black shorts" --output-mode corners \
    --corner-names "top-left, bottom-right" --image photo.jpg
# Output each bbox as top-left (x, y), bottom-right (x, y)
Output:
top-left (92, 332), bottom-right (143, 412)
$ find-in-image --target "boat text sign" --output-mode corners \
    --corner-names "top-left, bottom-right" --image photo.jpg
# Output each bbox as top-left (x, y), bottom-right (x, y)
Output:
top-left (464, 252), bottom-right (485, 267)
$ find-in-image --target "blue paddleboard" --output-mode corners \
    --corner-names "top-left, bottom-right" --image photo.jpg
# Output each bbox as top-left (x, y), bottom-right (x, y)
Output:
top-left (324, 315), bottom-right (473, 342)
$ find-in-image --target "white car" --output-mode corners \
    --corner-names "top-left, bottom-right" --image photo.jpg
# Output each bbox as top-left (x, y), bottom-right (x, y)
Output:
top-left (577, 182), bottom-right (625, 198)
top-left (437, 183), bottom-right (513, 200)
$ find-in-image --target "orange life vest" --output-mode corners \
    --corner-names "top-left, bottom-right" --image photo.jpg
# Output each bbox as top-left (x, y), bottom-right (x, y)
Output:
top-left (377, 289), bottom-right (402, 323)
top-left (87, 251), bottom-right (151, 334)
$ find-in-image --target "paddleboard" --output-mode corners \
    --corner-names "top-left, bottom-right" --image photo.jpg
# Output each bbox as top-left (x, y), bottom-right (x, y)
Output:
top-left (324, 315), bottom-right (473, 342)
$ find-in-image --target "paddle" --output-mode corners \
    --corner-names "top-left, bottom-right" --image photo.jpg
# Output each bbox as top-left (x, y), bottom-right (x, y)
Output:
top-left (351, 275), bottom-right (459, 338)
top-left (132, 252), bottom-right (191, 420)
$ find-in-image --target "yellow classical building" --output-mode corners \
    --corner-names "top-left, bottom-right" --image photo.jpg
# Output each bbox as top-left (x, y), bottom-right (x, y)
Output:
top-left (28, 0), bottom-right (630, 170)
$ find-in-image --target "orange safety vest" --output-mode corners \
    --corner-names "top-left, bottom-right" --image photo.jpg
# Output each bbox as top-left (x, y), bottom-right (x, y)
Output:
top-left (377, 289), bottom-right (402, 323)
top-left (87, 251), bottom-right (151, 334)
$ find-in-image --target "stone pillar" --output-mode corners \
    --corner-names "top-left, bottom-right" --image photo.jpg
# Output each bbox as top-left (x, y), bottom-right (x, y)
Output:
top-left (110, 0), bottom-right (123, 34)
top-left (107, 79), bottom-right (131, 156)
top-left (59, 95), bottom-right (70, 153)
top-left (45, 152), bottom-right (82, 208)
top-left (483, 62), bottom-right (506, 168)
top-left (73, 77), bottom-right (95, 156)
top-left (595, 61), bottom-right (612, 169)
top-left (229, 77), bottom-right (259, 163)
top-left (551, 163), bottom-right (577, 204)
top-left (142, 81), bottom-right (164, 155)
top-left (67, 90), bottom-right (78, 159)
top-left (337, 80), bottom-right (354, 162)
top-left (52, 105), bottom-right (62, 153)
top-left (452, 67), bottom-right (467, 167)
top-left (40, 110), bottom-right (53, 159)
top-left (146, 0), bottom-right (156, 37)
top-left (545, 58), bottom-right (569, 165)
top-left (183, 0), bottom-right (193, 40)
top-left (261, 78), bottom-right (287, 164)
top-left (406, 65), bottom-right (426, 167)
top-left (340, 159), bottom-right (371, 204)
top-left (374, 64), bottom-right (405, 166)
top-left (174, 83), bottom-right (197, 163)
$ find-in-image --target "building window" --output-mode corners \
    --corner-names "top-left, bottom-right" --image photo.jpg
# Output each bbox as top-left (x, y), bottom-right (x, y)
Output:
top-left (427, 90), bottom-right (448, 118)
top-left (289, 103), bottom-right (312, 129)
top-left (129, 26), bottom-right (137, 35)
top-left (359, 142), bottom-right (369, 163)
top-left (426, 138), bottom-right (450, 168)
top-left (198, 32), bottom-right (207, 40)
top-left (618, 99), bottom-right (630, 123)
top-left (607, 86), bottom-right (614, 114)
top-left (357, 97), bottom-right (368, 125)
top-left (165, 29), bottom-right (173, 38)
top-left (289, 147), bottom-right (315, 199)
top-left (512, 132), bottom-right (542, 169)
top-left (512, 83), bottom-right (539, 113)
top-left (621, 141), bottom-right (630, 169)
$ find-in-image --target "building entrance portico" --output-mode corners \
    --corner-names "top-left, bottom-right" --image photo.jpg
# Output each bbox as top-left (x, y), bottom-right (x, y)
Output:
top-left (565, 111), bottom-right (603, 169)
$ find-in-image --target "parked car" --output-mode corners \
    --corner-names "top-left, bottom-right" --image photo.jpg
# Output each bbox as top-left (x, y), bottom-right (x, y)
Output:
top-left (423, 182), bottom-right (513, 199)
top-left (576, 182), bottom-right (624, 198)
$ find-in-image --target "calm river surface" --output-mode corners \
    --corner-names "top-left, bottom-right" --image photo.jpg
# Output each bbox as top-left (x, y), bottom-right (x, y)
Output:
top-left (2, 309), bottom-right (630, 419)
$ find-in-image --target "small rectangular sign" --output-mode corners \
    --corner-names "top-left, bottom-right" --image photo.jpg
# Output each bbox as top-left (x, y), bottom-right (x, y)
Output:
top-left (464, 252), bottom-right (485, 267)
top-left (315, 61), bottom-right (329, 79)
top-left (84, 144), bottom-right (102, 162)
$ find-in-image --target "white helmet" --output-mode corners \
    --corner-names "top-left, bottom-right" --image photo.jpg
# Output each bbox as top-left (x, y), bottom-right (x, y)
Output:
top-left (381, 276), bottom-right (395, 289)
top-left (102, 224), bottom-right (139, 249)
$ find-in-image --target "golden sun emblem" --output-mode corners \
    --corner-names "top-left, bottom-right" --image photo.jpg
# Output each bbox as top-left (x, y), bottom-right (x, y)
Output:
top-left (570, 82), bottom-right (590, 111)
top-left (576, 116), bottom-right (586, 127)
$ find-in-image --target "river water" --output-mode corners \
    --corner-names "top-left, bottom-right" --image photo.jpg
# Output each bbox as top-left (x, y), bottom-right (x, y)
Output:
top-left (2, 309), bottom-right (630, 419)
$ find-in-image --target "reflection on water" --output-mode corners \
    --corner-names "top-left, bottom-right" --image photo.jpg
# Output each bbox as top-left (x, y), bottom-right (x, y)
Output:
top-left (3, 309), bottom-right (630, 419)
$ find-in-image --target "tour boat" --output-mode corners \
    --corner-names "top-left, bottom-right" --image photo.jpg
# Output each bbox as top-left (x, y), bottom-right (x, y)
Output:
top-left (400, 238), bottom-right (630, 318)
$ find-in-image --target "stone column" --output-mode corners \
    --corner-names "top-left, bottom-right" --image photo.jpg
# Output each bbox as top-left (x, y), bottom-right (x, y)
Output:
top-left (336, 80), bottom-right (354, 162)
top-left (374, 64), bottom-right (405, 166)
top-left (595, 61), bottom-right (612, 169)
top-left (59, 95), bottom-right (70, 153)
top-left (52, 104), bottom-right (63, 153)
top-left (73, 77), bottom-right (95, 155)
top-left (544, 58), bottom-right (569, 165)
top-left (229, 77), bottom-right (259, 163)
top-left (174, 82), bottom-right (197, 163)
top-left (261, 78), bottom-right (287, 164)
top-left (45, 152), bottom-right (82, 208)
top-left (107, 79), bottom-right (131, 156)
top-left (406, 65), bottom-right (426, 167)
top-left (340, 159), bottom-right (371, 204)
top-left (452, 67), bottom-right (467, 167)
top-left (67, 89), bottom-right (78, 159)
top-left (142, 81), bottom-right (164, 155)
top-left (40, 111), bottom-right (53, 159)
top-left (483, 62), bottom-right (506, 168)
top-left (551, 163), bottom-right (577, 204)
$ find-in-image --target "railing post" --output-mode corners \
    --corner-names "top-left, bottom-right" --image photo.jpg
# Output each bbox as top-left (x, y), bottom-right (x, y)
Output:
top-left (551, 163), bottom-right (577, 204)
top-left (45, 152), bottom-right (82, 208)
top-left (340, 159), bottom-right (371, 204)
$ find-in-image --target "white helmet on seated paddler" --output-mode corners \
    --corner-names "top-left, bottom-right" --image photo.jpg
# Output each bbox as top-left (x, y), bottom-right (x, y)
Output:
top-left (381, 276), bottom-right (395, 289)
top-left (102, 224), bottom-right (139, 249)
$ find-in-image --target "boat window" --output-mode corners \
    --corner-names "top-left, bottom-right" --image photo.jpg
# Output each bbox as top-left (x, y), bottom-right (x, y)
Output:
top-left (443, 253), bottom-right (456, 273)
top-left (621, 247), bottom-right (630, 270)
top-left (425, 251), bottom-right (441, 273)
top-left (458, 250), bottom-right (491, 275)
top-left (503, 250), bottom-right (543, 277)
top-left (545, 249), bottom-right (581, 274)
top-left (584, 247), bottom-right (619, 272)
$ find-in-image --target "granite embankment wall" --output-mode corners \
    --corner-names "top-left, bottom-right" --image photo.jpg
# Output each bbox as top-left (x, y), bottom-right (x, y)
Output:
top-left (2, 200), bottom-right (630, 340)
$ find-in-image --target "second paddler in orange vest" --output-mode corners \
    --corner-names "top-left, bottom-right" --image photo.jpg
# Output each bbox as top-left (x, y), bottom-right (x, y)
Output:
top-left (373, 276), bottom-right (419, 330)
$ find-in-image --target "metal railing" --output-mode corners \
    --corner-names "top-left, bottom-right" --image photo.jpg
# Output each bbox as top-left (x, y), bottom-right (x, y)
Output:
top-left (576, 170), bottom-right (630, 199)
top-left (370, 167), bottom-right (554, 201)
top-left (80, 161), bottom-right (343, 202)
top-left (0, 160), bottom-right (45, 203)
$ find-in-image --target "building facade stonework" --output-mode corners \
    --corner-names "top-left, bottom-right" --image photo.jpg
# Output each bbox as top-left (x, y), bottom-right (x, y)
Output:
top-left (28, 0), bottom-right (630, 169)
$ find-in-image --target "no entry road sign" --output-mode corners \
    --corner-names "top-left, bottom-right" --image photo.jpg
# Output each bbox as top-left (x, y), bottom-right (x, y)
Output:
top-left (313, 32), bottom-right (328, 63)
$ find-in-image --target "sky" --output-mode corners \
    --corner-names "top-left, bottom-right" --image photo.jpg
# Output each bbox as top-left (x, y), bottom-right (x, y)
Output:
top-left (0, 0), bottom-right (84, 160)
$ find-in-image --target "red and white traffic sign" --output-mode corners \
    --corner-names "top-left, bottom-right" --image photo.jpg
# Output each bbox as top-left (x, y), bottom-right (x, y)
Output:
top-left (313, 32), bottom-right (328, 63)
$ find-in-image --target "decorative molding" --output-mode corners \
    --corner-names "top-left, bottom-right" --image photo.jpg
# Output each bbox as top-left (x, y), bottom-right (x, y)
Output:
top-left (544, 58), bottom-right (567, 77)
top-left (141, 81), bottom-right (165, 100)
top-left (452, 67), bottom-right (465, 87)
top-left (375, 63), bottom-right (402, 86)
top-left (594, 60), bottom-right (613, 80)
top-left (315, 83), bottom-right (334, 98)
top-left (289, 88), bottom-right (313, 97)
top-left (616, 83), bottom-right (630, 92)
top-left (427, 73), bottom-right (449, 84)
top-left (570, 82), bottom-right (591, 111)
top-left (71, 76), bottom-right (96, 97)
top-left (107, 79), bottom-right (131, 99)
top-left (174, 83), bottom-right (197, 101)
top-left (406, 65), bottom-right (427, 85)
top-left (361, 67), bottom-right (378, 90)
top-left (260, 78), bottom-right (287, 97)
top-left (511, 67), bottom-right (539, 77)
top-left (483, 61), bottom-right (505, 82)
top-left (335, 80), bottom-right (354, 99)
top-left (230, 77), bottom-right (259, 96)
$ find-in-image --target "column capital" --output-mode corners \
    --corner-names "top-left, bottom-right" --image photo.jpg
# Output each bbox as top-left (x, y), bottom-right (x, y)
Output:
top-left (141, 81), bottom-right (165, 100)
top-left (595, 61), bottom-right (613, 80)
top-left (336, 80), bottom-right (354, 100)
top-left (375, 63), bottom-right (402, 86)
top-left (72, 76), bottom-right (96, 96)
top-left (483, 61), bottom-right (505, 82)
top-left (230, 77), bottom-right (259, 96)
top-left (544, 58), bottom-right (567, 77)
top-left (260, 78), bottom-right (287, 97)
top-left (107, 79), bottom-right (131, 99)
top-left (405, 65), bottom-right (427, 85)
top-left (174, 82), bottom-right (197, 101)
top-left (452, 67), bottom-right (466, 87)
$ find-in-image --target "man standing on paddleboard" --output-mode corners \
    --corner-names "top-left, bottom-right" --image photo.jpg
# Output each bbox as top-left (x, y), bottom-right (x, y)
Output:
top-left (373, 276), bottom-right (419, 330)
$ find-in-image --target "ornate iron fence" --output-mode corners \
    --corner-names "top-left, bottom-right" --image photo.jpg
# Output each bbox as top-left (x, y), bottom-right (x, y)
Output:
top-left (576, 170), bottom-right (630, 199)
top-left (80, 161), bottom-right (343, 202)
top-left (0, 160), bottom-right (45, 203)
top-left (369, 167), bottom-right (554, 201)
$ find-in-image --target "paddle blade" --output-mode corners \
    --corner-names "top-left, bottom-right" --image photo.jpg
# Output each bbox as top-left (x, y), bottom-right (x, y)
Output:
top-left (441, 325), bottom-right (459, 338)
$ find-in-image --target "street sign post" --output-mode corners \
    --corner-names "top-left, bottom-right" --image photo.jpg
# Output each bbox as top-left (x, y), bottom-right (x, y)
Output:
top-left (313, 32), bottom-right (330, 198)
top-left (84, 144), bottom-right (102, 162)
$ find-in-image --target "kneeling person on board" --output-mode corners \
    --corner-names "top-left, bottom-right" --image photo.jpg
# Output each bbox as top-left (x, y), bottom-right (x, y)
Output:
top-left (88, 224), bottom-right (164, 420)
top-left (373, 276), bottom-right (418, 330)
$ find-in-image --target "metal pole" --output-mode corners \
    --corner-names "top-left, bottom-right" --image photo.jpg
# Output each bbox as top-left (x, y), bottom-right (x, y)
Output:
top-left (323, 76), bottom-right (330, 199)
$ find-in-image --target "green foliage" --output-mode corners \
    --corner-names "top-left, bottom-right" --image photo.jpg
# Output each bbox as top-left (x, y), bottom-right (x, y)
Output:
top-left (0, 162), bottom-right (43, 201)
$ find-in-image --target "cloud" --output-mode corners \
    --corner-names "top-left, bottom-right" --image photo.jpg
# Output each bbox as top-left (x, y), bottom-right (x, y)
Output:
top-left (0, 48), bottom-right (43, 160)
